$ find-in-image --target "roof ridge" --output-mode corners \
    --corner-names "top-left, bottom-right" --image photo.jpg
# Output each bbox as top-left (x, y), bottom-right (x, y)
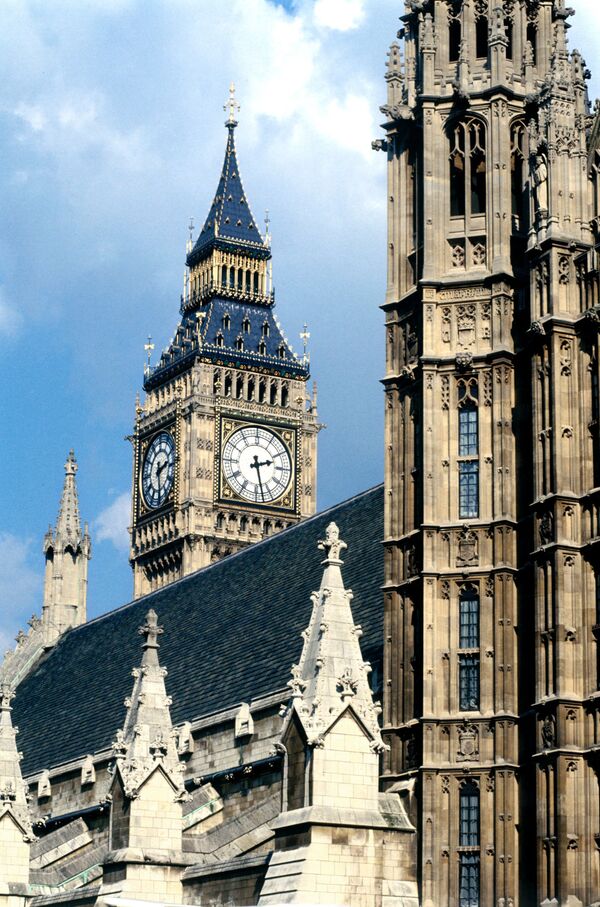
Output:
top-left (77, 484), bottom-right (384, 633)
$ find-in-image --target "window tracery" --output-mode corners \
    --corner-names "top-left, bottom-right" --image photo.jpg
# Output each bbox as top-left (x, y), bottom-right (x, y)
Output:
top-left (449, 119), bottom-right (487, 219)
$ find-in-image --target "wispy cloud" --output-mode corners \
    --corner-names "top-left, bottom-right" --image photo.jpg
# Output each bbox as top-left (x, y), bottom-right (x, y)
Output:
top-left (95, 492), bottom-right (131, 553)
top-left (0, 533), bottom-right (42, 654)
top-left (0, 287), bottom-right (22, 338)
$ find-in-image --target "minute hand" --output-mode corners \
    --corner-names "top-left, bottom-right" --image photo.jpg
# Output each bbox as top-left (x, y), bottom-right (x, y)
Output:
top-left (250, 455), bottom-right (272, 501)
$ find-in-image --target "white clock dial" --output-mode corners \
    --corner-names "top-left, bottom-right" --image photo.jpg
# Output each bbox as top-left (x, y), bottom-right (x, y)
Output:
top-left (141, 432), bottom-right (176, 509)
top-left (222, 425), bottom-right (292, 504)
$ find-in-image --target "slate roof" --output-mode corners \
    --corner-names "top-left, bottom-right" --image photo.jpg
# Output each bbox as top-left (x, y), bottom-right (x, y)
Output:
top-left (13, 485), bottom-right (384, 778)
top-left (187, 124), bottom-right (269, 268)
top-left (144, 294), bottom-right (308, 392)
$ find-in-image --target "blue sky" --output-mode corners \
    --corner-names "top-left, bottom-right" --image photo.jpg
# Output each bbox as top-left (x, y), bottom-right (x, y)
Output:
top-left (1, 0), bottom-right (599, 648)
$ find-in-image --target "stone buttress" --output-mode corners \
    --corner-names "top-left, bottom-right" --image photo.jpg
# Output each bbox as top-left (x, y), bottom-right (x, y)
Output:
top-left (99, 609), bottom-right (188, 905)
top-left (258, 523), bottom-right (418, 906)
top-left (0, 685), bottom-right (34, 907)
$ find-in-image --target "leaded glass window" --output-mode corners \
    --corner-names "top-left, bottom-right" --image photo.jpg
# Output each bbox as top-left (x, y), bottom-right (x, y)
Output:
top-left (459, 654), bottom-right (480, 710)
top-left (459, 405), bottom-right (478, 456)
top-left (459, 462), bottom-right (479, 519)
top-left (460, 592), bottom-right (479, 649)
top-left (459, 853), bottom-right (480, 907)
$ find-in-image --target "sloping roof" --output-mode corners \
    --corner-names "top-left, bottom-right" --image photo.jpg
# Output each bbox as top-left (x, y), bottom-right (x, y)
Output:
top-left (144, 295), bottom-right (308, 392)
top-left (187, 125), bottom-right (269, 267)
top-left (13, 485), bottom-right (384, 777)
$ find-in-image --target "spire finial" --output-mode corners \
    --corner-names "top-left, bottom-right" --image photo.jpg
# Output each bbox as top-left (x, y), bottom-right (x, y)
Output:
top-left (65, 449), bottom-right (77, 476)
top-left (300, 323), bottom-right (311, 365)
top-left (139, 608), bottom-right (163, 655)
top-left (144, 335), bottom-right (155, 375)
top-left (224, 82), bottom-right (240, 128)
top-left (318, 522), bottom-right (347, 566)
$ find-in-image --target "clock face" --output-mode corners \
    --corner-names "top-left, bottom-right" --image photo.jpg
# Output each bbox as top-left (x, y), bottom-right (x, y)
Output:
top-left (141, 432), bottom-right (176, 509)
top-left (222, 425), bottom-right (292, 504)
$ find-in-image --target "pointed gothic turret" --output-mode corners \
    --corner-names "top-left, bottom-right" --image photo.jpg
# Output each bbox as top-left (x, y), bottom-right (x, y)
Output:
top-left (0, 685), bottom-right (33, 904)
top-left (259, 526), bottom-right (417, 905)
top-left (42, 451), bottom-right (91, 642)
top-left (282, 522), bottom-right (385, 754)
top-left (102, 610), bottom-right (186, 903)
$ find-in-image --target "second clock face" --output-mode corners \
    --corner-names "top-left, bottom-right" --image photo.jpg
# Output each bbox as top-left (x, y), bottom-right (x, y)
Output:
top-left (222, 425), bottom-right (292, 504)
top-left (141, 431), bottom-right (175, 509)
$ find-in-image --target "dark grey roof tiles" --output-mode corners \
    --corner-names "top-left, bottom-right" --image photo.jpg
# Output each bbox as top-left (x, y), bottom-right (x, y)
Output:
top-left (13, 485), bottom-right (384, 778)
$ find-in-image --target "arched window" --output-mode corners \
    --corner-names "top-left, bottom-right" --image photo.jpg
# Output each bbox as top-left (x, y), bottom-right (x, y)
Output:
top-left (229, 266), bottom-right (235, 289)
top-left (527, 23), bottom-right (538, 65)
top-left (237, 268), bottom-right (243, 291)
top-left (235, 375), bottom-right (244, 398)
top-left (475, 15), bottom-right (488, 59)
top-left (259, 340), bottom-right (266, 355)
top-left (235, 335), bottom-right (244, 351)
top-left (221, 264), bottom-right (227, 287)
top-left (270, 382), bottom-right (278, 406)
top-left (281, 383), bottom-right (289, 407)
top-left (216, 332), bottom-right (224, 348)
top-left (449, 119), bottom-right (487, 219)
top-left (224, 373), bottom-right (232, 397)
top-left (213, 371), bottom-right (222, 395)
top-left (505, 16), bottom-right (513, 60)
top-left (245, 269), bottom-right (251, 292)
top-left (253, 272), bottom-right (259, 294)
top-left (262, 320), bottom-right (270, 337)
top-left (258, 379), bottom-right (266, 403)
top-left (242, 317), bottom-right (251, 334)
top-left (278, 344), bottom-right (286, 359)
top-left (216, 513), bottom-right (225, 531)
top-left (247, 377), bottom-right (255, 400)
top-left (240, 515), bottom-right (248, 532)
top-left (222, 312), bottom-right (231, 330)
top-left (449, 16), bottom-right (461, 63)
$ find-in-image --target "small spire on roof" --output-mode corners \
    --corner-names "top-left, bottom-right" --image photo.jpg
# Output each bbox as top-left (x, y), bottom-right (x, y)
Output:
top-left (54, 451), bottom-right (82, 546)
top-left (300, 323), bottom-right (310, 366)
top-left (111, 610), bottom-right (186, 799)
top-left (224, 81), bottom-right (240, 129)
top-left (144, 335), bottom-right (155, 376)
top-left (279, 525), bottom-right (385, 752)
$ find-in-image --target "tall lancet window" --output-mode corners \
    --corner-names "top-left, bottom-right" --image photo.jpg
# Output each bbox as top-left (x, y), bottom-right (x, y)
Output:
top-left (449, 120), bottom-right (487, 219)
top-left (449, 13), bottom-right (461, 63)
top-left (459, 781), bottom-right (480, 907)
top-left (510, 121), bottom-right (527, 230)
top-left (475, 10), bottom-right (488, 59)
top-left (458, 586), bottom-right (480, 711)
top-left (458, 378), bottom-right (479, 519)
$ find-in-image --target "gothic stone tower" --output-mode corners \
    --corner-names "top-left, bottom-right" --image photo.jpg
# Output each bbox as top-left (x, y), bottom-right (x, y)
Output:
top-left (130, 94), bottom-right (319, 598)
top-left (379, 2), bottom-right (600, 905)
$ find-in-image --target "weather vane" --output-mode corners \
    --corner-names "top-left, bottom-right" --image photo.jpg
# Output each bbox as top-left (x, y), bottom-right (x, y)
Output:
top-left (224, 82), bottom-right (240, 127)
top-left (300, 323), bottom-right (310, 364)
top-left (144, 335), bottom-right (155, 374)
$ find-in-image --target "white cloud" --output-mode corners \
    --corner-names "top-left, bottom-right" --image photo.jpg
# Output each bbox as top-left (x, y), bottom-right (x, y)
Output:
top-left (0, 533), bottom-right (42, 655)
top-left (313, 0), bottom-right (365, 31)
top-left (0, 287), bottom-right (22, 337)
top-left (95, 492), bottom-right (131, 553)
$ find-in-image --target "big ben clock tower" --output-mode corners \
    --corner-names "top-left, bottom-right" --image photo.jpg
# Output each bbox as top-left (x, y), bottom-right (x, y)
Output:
top-left (130, 87), bottom-right (320, 598)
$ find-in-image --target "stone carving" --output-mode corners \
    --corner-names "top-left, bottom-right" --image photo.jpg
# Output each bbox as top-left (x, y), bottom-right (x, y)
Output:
top-left (558, 255), bottom-right (570, 284)
top-left (457, 528), bottom-right (479, 566)
top-left (457, 723), bottom-right (479, 761)
top-left (541, 715), bottom-right (556, 749)
top-left (452, 244), bottom-right (466, 269)
top-left (539, 510), bottom-right (554, 545)
top-left (533, 154), bottom-right (549, 213)
top-left (456, 351), bottom-right (473, 371)
top-left (234, 702), bottom-right (254, 739)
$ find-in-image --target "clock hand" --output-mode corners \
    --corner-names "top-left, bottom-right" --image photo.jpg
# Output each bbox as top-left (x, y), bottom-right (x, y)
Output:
top-left (250, 455), bottom-right (268, 501)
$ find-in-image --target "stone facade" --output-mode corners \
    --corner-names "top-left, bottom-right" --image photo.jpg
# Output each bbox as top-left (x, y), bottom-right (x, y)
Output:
top-left (379, 1), bottom-right (600, 905)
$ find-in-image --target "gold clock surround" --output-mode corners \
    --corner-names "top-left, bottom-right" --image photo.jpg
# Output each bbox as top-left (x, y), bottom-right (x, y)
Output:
top-left (216, 414), bottom-right (298, 514)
